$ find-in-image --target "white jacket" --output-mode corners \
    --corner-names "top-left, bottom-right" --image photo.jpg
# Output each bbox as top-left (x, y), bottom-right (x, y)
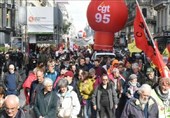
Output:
top-left (57, 86), bottom-right (81, 118)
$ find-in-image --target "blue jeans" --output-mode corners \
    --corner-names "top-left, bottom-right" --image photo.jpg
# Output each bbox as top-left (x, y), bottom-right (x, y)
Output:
top-left (83, 99), bottom-right (92, 118)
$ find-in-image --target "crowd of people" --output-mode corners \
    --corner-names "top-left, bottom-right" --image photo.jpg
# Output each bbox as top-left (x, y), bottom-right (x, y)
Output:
top-left (0, 46), bottom-right (170, 118)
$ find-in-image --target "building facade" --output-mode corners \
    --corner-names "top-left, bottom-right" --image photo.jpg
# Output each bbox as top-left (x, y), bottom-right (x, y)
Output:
top-left (125, 0), bottom-right (156, 41)
top-left (154, 0), bottom-right (170, 33)
top-left (124, 0), bottom-right (170, 54)
top-left (0, 0), bottom-right (16, 45)
top-left (0, 0), bottom-right (70, 52)
top-left (19, 0), bottom-right (64, 45)
top-left (153, 0), bottom-right (170, 53)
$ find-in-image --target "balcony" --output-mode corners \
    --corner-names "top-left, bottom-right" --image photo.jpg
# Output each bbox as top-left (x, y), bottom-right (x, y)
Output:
top-left (138, 1), bottom-right (153, 6)
top-left (154, 0), bottom-right (170, 10)
top-left (154, 0), bottom-right (169, 5)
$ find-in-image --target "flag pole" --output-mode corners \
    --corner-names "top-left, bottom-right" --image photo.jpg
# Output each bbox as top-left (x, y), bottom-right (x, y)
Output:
top-left (135, 0), bottom-right (156, 50)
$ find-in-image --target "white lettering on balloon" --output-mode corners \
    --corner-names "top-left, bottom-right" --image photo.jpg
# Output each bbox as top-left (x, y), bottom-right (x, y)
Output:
top-left (95, 5), bottom-right (110, 24)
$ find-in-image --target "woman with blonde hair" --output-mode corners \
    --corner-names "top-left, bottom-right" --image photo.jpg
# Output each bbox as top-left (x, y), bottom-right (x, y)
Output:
top-left (78, 71), bottom-right (94, 118)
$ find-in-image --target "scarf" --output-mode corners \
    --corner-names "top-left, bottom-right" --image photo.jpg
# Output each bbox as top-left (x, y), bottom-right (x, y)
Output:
top-left (155, 86), bottom-right (169, 101)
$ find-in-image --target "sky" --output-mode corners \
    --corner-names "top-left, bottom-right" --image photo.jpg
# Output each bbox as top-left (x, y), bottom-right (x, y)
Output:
top-left (66, 1), bottom-right (90, 33)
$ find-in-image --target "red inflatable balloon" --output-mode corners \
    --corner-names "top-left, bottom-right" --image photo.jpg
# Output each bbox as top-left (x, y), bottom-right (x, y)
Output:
top-left (94, 31), bottom-right (114, 50)
top-left (87, 0), bottom-right (128, 51)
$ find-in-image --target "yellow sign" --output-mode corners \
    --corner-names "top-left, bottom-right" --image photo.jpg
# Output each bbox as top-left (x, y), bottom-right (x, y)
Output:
top-left (128, 40), bottom-right (141, 56)
top-left (163, 48), bottom-right (169, 57)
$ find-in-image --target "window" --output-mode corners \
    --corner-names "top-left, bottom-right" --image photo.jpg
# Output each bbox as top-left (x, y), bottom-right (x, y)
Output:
top-left (142, 8), bottom-right (147, 18)
top-left (6, 9), bottom-right (11, 28)
top-left (0, 0), bottom-right (4, 3)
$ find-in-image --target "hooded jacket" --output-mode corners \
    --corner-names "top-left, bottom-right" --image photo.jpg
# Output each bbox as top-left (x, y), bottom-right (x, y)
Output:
top-left (56, 86), bottom-right (81, 118)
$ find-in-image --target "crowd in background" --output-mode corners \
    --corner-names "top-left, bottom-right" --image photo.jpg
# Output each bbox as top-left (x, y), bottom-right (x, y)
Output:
top-left (0, 45), bottom-right (169, 118)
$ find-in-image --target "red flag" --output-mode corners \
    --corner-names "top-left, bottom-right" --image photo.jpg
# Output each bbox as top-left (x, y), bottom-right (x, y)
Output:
top-left (134, 0), bottom-right (170, 77)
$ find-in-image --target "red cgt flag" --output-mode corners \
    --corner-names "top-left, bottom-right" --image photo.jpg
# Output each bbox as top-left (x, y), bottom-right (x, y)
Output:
top-left (134, 0), bottom-right (170, 77)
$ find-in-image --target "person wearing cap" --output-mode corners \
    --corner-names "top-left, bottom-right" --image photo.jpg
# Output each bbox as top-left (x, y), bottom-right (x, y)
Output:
top-left (64, 71), bottom-right (74, 84)
top-left (107, 59), bottom-right (119, 75)
top-left (121, 84), bottom-right (159, 118)
top-left (144, 67), bottom-right (158, 89)
top-left (124, 74), bottom-right (140, 100)
top-left (151, 77), bottom-right (170, 118)
top-left (64, 71), bottom-right (80, 99)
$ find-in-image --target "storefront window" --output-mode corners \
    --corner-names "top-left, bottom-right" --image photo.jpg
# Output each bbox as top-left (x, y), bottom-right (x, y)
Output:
top-left (6, 9), bottom-right (11, 28)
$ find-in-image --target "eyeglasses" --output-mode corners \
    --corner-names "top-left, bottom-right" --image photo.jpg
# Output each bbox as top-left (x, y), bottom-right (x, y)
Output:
top-left (102, 79), bottom-right (108, 81)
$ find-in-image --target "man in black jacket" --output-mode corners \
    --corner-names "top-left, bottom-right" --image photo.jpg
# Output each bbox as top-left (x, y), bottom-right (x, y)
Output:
top-left (30, 68), bottom-right (44, 105)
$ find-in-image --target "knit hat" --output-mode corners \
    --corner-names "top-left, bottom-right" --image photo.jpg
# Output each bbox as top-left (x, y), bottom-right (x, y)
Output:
top-left (129, 74), bottom-right (137, 80)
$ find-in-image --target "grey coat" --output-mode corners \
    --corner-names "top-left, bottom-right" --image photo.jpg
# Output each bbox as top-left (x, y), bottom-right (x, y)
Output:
top-left (120, 96), bottom-right (159, 118)
top-left (92, 82), bottom-right (118, 110)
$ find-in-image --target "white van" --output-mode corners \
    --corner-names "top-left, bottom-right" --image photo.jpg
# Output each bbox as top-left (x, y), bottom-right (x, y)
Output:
top-left (91, 51), bottom-right (116, 61)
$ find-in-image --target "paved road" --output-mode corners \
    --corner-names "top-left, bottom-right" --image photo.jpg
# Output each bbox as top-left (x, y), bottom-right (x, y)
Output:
top-left (19, 89), bottom-right (36, 117)
top-left (18, 89), bottom-right (26, 108)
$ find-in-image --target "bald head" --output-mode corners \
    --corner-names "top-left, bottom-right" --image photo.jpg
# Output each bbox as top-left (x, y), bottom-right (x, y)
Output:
top-left (4, 95), bottom-right (20, 117)
top-left (5, 95), bottom-right (19, 105)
